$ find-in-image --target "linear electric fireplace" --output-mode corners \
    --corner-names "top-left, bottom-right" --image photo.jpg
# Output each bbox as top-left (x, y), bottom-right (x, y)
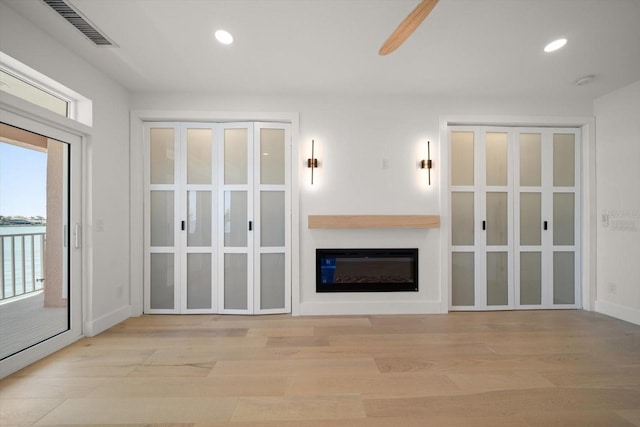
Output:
top-left (316, 248), bottom-right (418, 292)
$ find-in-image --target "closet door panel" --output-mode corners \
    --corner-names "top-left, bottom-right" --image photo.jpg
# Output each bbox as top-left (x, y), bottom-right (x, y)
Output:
top-left (146, 124), bottom-right (180, 313)
top-left (487, 252), bottom-right (508, 306)
top-left (451, 252), bottom-right (475, 307)
top-left (260, 191), bottom-right (285, 247)
top-left (486, 192), bottom-right (508, 246)
top-left (254, 123), bottom-right (290, 314)
top-left (520, 193), bottom-right (541, 246)
top-left (186, 190), bottom-right (212, 247)
top-left (220, 123), bottom-right (254, 314)
top-left (260, 253), bottom-right (285, 310)
top-left (150, 253), bottom-right (175, 310)
top-left (451, 192), bottom-right (474, 246)
top-left (553, 252), bottom-right (575, 305)
top-left (553, 192), bottom-right (575, 246)
top-left (224, 191), bottom-right (248, 248)
top-left (187, 253), bottom-right (212, 310)
top-left (224, 253), bottom-right (248, 310)
top-left (224, 128), bottom-right (249, 185)
top-left (150, 128), bottom-right (175, 184)
top-left (260, 128), bottom-right (285, 185)
top-left (553, 133), bottom-right (575, 187)
top-left (520, 252), bottom-right (542, 305)
top-left (150, 191), bottom-right (175, 247)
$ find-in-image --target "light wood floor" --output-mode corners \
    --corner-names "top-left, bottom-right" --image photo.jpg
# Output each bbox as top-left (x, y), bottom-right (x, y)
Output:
top-left (1, 310), bottom-right (639, 426)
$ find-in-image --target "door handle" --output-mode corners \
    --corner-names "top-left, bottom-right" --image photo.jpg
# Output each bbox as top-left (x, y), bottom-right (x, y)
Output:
top-left (249, 221), bottom-right (253, 231)
top-left (543, 221), bottom-right (548, 230)
top-left (482, 220), bottom-right (486, 231)
top-left (181, 220), bottom-right (185, 231)
top-left (74, 223), bottom-right (81, 249)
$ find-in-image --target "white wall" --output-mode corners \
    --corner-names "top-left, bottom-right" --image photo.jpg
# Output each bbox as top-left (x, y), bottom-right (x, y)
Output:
top-left (0, 3), bottom-right (132, 335)
top-left (594, 80), bottom-right (640, 325)
top-left (131, 92), bottom-right (593, 315)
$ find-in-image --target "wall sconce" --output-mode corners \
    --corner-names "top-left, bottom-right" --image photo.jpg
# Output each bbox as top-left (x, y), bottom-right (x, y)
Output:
top-left (307, 139), bottom-right (318, 184)
top-left (420, 140), bottom-right (434, 185)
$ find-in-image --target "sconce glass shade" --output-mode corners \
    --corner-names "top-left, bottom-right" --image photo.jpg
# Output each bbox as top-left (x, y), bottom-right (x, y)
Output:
top-left (308, 139), bottom-right (318, 184)
top-left (421, 141), bottom-right (433, 185)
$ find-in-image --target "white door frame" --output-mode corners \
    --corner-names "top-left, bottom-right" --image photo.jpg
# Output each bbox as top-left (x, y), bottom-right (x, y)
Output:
top-left (439, 115), bottom-right (596, 313)
top-left (130, 110), bottom-right (300, 316)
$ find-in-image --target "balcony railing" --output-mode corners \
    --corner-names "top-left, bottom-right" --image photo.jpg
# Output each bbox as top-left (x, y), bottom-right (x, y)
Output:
top-left (1, 233), bottom-right (45, 301)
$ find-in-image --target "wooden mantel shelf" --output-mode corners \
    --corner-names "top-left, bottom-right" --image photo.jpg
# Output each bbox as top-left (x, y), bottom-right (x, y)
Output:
top-left (308, 215), bottom-right (440, 229)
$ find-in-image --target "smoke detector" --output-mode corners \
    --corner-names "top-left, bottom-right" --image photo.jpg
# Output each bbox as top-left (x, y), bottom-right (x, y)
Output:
top-left (574, 75), bottom-right (596, 86)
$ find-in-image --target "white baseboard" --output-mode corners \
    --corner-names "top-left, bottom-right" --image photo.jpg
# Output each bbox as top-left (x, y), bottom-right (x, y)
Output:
top-left (299, 300), bottom-right (445, 316)
top-left (595, 299), bottom-right (640, 326)
top-left (84, 305), bottom-right (131, 337)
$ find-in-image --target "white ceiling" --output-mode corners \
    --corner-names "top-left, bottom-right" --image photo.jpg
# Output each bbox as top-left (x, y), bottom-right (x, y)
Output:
top-left (4, 0), bottom-right (640, 102)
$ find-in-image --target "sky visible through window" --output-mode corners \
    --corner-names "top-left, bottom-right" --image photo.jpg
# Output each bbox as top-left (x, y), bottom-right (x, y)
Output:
top-left (0, 142), bottom-right (46, 218)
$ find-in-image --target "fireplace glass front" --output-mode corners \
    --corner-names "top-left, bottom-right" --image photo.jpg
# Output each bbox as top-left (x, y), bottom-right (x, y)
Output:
top-left (316, 248), bottom-right (418, 292)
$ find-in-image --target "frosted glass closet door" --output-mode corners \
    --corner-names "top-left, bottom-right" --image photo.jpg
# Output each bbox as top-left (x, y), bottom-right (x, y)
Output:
top-left (220, 126), bottom-right (253, 313)
top-left (450, 128), bottom-right (513, 310)
top-left (551, 133), bottom-right (578, 305)
top-left (485, 132), bottom-right (510, 307)
top-left (517, 133), bottom-right (543, 306)
top-left (450, 131), bottom-right (476, 307)
top-left (183, 126), bottom-right (215, 312)
top-left (516, 130), bottom-right (580, 308)
top-left (255, 125), bottom-right (290, 313)
top-left (148, 126), bottom-right (180, 312)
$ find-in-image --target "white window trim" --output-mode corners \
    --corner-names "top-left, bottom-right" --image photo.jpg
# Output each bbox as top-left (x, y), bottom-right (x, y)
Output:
top-left (0, 52), bottom-right (92, 127)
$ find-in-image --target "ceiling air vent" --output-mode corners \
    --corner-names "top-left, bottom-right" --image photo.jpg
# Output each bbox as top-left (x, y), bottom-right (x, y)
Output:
top-left (41, 0), bottom-right (117, 47)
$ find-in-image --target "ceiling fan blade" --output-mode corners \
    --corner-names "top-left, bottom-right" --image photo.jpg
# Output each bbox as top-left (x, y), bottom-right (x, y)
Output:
top-left (379, 0), bottom-right (439, 56)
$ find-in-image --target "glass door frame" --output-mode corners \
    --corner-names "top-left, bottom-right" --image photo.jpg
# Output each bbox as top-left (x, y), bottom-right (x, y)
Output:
top-left (0, 105), bottom-right (83, 378)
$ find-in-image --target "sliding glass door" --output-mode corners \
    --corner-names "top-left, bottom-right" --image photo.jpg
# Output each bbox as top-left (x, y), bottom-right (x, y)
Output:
top-left (0, 114), bottom-right (82, 375)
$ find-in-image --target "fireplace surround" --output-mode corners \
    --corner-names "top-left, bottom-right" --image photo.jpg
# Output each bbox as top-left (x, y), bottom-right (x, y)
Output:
top-left (316, 248), bottom-right (418, 292)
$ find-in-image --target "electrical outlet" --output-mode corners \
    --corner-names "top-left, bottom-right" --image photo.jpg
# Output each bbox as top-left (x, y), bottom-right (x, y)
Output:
top-left (602, 213), bottom-right (609, 227)
top-left (380, 159), bottom-right (389, 169)
top-left (607, 282), bottom-right (617, 295)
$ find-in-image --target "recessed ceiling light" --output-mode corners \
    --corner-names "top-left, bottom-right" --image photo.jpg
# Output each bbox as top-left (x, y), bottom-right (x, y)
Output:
top-left (544, 38), bottom-right (567, 53)
top-left (214, 30), bottom-right (234, 45)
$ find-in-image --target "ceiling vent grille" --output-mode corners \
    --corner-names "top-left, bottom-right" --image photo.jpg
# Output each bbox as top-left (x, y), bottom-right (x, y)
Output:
top-left (41, 0), bottom-right (117, 47)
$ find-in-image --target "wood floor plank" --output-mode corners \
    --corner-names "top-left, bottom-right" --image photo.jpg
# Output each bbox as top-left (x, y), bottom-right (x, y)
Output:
top-left (285, 372), bottom-right (460, 398)
top-left (523, 410), bottom-right (637, 427)
top-left (617, 409), bottom-right (640, 426)
top-left (230, 396), bottom-right (365, 422)
top-left (209, 358), bottom-right (379, 377)
top-left (1, 311), bottom-right (638, 426)
top-left (33, 397), bottom-right (237, 425)
top-left (86, 376), bottom-right (287, 398)
top-left (363, 388), bottom-right (640, 418)
top-left (193, 416), bottom-right (531, 427)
